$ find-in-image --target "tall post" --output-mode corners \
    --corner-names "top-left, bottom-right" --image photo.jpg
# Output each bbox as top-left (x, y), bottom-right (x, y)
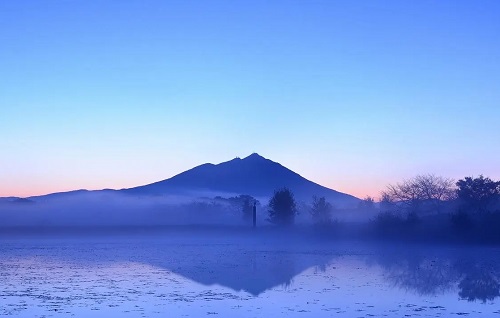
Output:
top-left (253, 201), bottom-right (257, 228)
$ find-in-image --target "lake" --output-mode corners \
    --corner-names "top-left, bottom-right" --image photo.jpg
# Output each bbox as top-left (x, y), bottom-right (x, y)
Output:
top-left (1, 230), bottom-right (499, 317)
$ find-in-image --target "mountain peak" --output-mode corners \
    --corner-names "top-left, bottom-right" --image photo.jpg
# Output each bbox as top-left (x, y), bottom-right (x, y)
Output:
top-left (125, 153), bottom-right (360, 207)
top-left (243, 153), bottom-right (266, 161)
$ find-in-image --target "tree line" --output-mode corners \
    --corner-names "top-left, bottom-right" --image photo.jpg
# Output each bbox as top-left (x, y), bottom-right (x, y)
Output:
top-left (378, 174), bottom-right (499, 216)
top-left (376, 174), bottom-right (500, 241)
top-left (243, 174), bottom-right (500, 241)
top-left (241, 187), bottom-right (336, 228)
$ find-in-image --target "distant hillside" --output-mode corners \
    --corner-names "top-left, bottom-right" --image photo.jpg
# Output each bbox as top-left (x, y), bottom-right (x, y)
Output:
top-left (124, 153), bottom-right (360, 207)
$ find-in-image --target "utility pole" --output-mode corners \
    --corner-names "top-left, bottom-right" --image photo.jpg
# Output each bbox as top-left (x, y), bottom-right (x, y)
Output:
top-left (253, 201), bottom-right (257, 228)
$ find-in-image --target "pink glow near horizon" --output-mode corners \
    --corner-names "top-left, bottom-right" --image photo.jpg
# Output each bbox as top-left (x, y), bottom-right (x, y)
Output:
top-left (0, 175), bottom-right (385, 200)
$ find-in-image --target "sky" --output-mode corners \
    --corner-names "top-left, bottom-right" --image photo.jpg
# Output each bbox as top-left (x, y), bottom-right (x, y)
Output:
top-left (1, 0), bottom-right (499, 199)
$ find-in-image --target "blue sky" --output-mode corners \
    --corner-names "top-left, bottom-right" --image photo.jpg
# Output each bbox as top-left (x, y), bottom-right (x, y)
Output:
top-left (1, 1), bottom-right (499, 198)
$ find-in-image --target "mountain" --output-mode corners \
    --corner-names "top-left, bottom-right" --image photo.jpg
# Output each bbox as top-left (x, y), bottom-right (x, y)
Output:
top-left (123, 153), bottom-right (360, 207)
top-left (0, 153), bottom-right (361, 228)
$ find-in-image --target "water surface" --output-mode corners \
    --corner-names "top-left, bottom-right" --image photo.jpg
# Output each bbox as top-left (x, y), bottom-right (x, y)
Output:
top-left (1, 232), bottom-right (499, 317)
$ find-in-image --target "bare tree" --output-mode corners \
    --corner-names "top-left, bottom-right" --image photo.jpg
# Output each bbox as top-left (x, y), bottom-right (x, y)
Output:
top-left (381, 174), bottom-right (455, 214)
top-left (415, 174), bottom-right (456, 202)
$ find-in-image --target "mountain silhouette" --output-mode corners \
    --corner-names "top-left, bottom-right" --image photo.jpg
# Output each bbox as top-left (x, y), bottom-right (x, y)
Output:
top-left (124, 153), bottom-right (359, 207)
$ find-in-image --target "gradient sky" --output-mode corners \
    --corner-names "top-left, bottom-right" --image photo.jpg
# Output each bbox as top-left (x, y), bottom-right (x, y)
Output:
top-left (1, 1), bottom-right (499, 199)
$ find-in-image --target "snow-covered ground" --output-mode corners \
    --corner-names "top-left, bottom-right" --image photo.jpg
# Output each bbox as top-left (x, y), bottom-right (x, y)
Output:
top-left (1, 231), bottom-right (499, 317)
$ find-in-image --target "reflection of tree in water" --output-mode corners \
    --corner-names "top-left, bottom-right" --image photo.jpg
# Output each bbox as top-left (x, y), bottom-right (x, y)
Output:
top-left (459, 271), bottom-right (500, 302)
top-left (456, 260), bottom-right (500, 303)
top-left (269, 252), bottom-right (296, 290)
top-left (378, 255), bottom-right (459, 295)
top-left (371, 249), bottom-right (500, 303)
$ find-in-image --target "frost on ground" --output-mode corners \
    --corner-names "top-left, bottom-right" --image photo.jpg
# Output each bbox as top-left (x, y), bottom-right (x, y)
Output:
top-left (0, 231), bottom-right (499, 317)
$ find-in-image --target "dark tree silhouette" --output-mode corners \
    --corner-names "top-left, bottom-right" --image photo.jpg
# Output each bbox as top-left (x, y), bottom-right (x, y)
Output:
top-left (267, 188), bottom-right (297, 226)
top-left (310, 196), bottom-right (333, 225)
top-left (456, 175), bottom-right (500, 214)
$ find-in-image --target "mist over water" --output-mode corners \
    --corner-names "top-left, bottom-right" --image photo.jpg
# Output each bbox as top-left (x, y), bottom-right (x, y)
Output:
top-left (1, 231), bottom-right (499, 317)
top-left (0, 192), bottom-right (255, 228)
top-left (0, 190), bottom-right (376, 230)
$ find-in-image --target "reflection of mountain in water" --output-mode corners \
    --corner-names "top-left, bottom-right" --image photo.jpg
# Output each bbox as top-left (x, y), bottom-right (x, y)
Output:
top-left (368, 246), bottom-right (500, 303)
top-left (151, 247), bottom-right (332, 296)
top-left (2, 235), bottom-right (500, 302)
top-left (0, 236), bottom-right (333, 296)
